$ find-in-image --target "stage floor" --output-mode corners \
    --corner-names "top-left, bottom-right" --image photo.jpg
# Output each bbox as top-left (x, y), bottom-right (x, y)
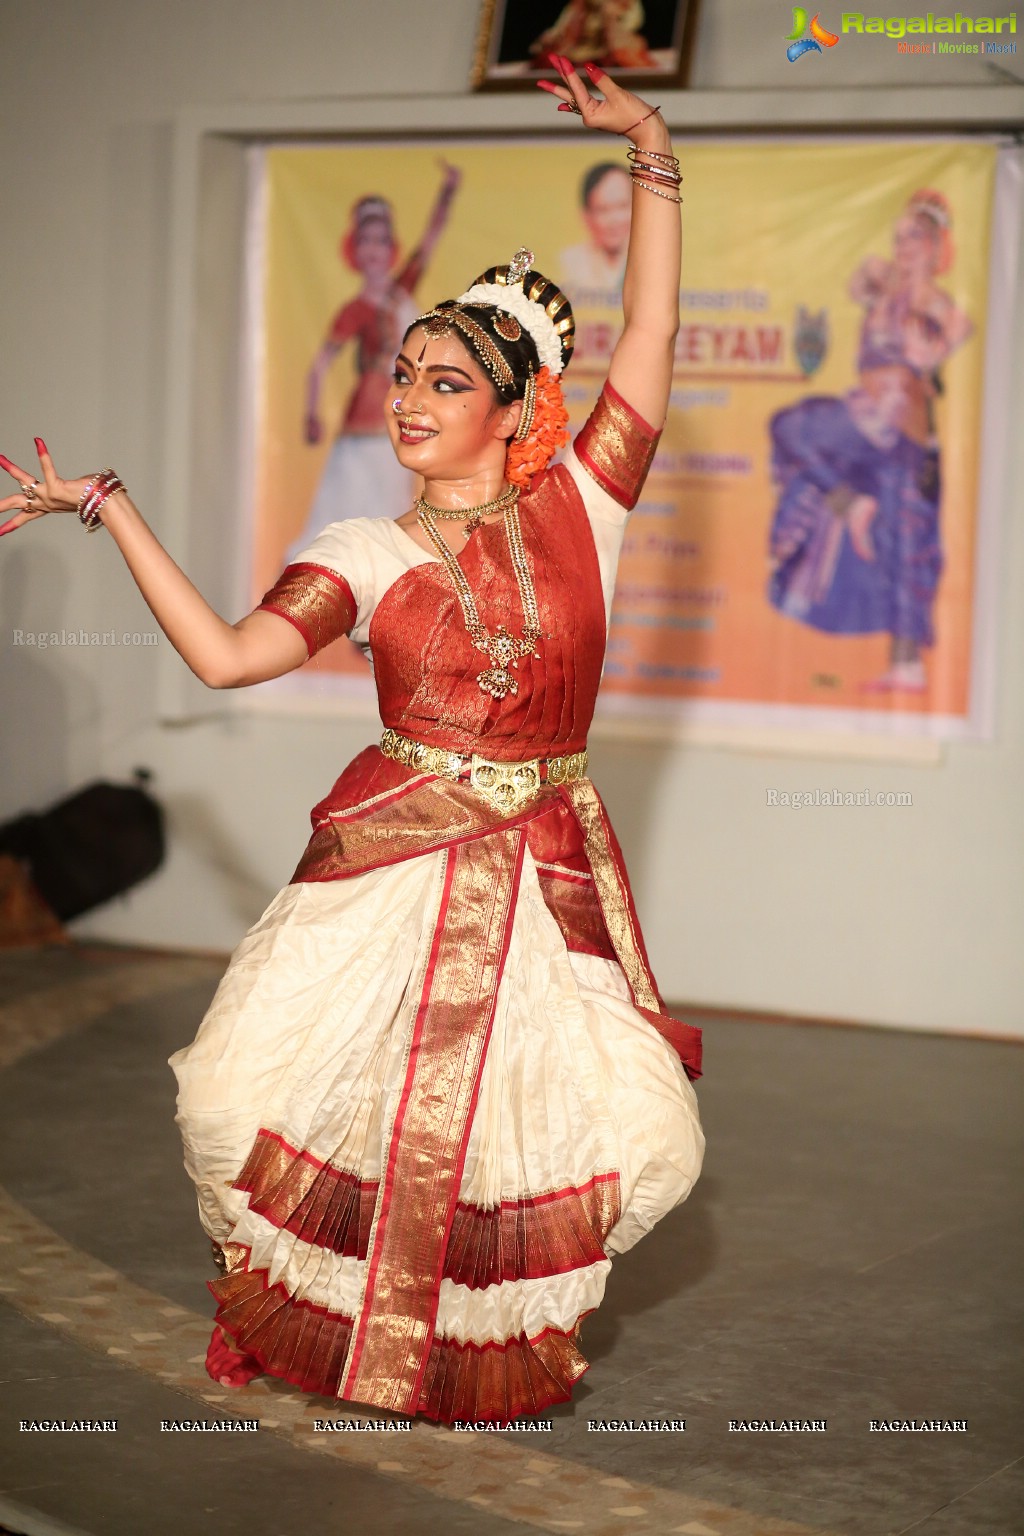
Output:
top-left (0, 942), bottom-right (1021, 1536)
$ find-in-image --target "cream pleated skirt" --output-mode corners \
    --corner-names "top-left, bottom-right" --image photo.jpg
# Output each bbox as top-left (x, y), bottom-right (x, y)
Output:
top-left (170, 841), bottom-right (705, 1421)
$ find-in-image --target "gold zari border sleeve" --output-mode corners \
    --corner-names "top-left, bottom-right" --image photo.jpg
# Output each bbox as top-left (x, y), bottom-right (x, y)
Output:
top-left (574, 379), bottom-right (662, 511)
top-left (256, 562), bottom-right (357, 658)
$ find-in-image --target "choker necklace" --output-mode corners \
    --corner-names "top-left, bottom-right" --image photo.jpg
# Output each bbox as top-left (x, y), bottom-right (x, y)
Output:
top-left (416, 488), bottom-right (541, 700)
top-left (414, 483), bottom-right (518, 536)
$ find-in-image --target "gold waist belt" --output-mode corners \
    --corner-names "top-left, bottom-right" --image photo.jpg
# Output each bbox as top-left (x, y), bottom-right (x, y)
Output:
top-left (379, 727), bottom-right (588, 816)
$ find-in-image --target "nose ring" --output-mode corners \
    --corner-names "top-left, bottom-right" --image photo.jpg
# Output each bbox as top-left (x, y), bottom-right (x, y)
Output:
top-left (391, 397), bottom-right (403, 415)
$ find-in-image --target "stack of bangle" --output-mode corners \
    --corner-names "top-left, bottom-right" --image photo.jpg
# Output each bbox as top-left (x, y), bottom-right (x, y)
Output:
top-left (77, 468), bottom-right (126, 532)
top-left (627, 143), bottom-right (683, 205)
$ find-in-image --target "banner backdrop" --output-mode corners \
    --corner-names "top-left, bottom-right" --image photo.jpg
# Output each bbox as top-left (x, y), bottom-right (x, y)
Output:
top-left (246, 138), bottom-right (1008, 738)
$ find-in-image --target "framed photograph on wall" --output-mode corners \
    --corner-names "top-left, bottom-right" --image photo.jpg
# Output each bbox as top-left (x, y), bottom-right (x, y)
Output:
top-left (472, 0), bottom-right (702, 91)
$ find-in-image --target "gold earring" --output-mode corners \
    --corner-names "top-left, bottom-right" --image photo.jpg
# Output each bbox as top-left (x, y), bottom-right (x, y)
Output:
top-left (513, 370), bottom-right (536, 443)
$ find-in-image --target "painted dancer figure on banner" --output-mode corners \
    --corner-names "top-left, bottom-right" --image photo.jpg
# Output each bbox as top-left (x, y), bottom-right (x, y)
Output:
top-left (0, 60), bottom-right (702, 1425)
top-left (560, 160), bottom-right (633, 301)
top-left (767, 189), bottom-right (973, 693)
top-left (286, 162), bottom-right (462, 561)
top-left (530, 0), bottom-right (657, 69)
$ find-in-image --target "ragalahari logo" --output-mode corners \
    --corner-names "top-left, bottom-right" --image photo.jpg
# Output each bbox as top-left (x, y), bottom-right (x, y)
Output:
top-left (786, 11), bottom-right (1017, 58)
top-left (786, 8), bottom-right (840, 59)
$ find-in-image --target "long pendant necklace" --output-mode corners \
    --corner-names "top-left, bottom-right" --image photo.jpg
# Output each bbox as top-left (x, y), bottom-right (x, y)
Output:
top-left (416, 489), bottom-right (542, 700)
top-left (414, 483), bottom-right (518, 537)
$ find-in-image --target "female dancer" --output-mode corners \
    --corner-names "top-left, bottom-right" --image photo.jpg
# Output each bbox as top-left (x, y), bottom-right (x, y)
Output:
top-left (286, 162), bottom-right (461, 560)
top-left (768, 189), bottom-right (973, 693)
top-left (0, 61), bottom-right (703, 1424)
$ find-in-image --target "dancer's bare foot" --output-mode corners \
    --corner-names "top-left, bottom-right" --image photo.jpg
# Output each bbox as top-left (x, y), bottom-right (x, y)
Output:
top-left (205, 1325), bottom-right (263, 1388)
top-left (861, 660), bottom-right (927, 694)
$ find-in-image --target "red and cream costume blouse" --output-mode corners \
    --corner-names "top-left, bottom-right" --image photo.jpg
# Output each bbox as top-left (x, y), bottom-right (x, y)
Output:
top-left (255, 382), bottom-right (702, 1085)
top-left (258, 380), bottom-right (658, 768)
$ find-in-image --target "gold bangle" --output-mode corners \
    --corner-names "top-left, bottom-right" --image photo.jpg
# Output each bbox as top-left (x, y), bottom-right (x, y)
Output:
top-left (630, 177), bottom-right (683, 205)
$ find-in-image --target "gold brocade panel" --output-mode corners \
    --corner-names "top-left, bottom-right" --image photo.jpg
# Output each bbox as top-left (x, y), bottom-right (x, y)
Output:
top-left (340, 827), bottom-right (528, 1414)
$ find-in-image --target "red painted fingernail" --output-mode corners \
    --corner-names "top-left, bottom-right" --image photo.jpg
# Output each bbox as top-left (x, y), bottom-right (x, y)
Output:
top-left (557, 102), bottom-right (572, 112)
top-left (584, 61), bottom-right (602, 77)
top-left (0, 522), bottom-right (16, 537)
top-left (34, 437), bottom-right (48, 456)
top-left (0, 455), bottom-right (12, 470)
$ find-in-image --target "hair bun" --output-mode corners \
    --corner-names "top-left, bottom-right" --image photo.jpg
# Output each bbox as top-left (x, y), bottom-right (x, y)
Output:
top-left (466, 262), bottom-right (575, 375)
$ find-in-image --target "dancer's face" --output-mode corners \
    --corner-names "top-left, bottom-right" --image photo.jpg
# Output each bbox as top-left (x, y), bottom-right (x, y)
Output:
top-left (353, 219), bottom-right (396, 277)
top-left (583, 169), bottom-right (632, 259)
top-left (386, 328), bottom-right (520, 477)
top-left (893, 214), bottom-right (938, 280)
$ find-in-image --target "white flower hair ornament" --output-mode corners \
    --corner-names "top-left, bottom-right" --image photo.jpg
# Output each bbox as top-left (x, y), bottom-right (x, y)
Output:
top-left (458, 247), bottom-right (569, 377)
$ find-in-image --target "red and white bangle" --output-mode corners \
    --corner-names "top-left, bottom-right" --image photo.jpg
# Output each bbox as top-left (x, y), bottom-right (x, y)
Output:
top-left (626, 143), bottom-right (683, 205)
top-left (77, 468), bottom-right (126, 532)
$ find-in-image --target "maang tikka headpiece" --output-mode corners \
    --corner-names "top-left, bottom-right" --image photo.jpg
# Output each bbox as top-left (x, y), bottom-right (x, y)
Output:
top-left (418, 307), bottom-right (515, 391)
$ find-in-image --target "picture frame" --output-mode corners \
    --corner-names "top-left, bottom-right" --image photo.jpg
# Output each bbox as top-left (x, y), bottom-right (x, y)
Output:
top-left (471, 0), bottom-right (702, 92)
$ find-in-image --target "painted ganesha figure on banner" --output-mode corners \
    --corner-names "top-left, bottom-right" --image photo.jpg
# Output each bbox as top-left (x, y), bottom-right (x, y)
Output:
top-left (767, 188), bottom-right (973, 695)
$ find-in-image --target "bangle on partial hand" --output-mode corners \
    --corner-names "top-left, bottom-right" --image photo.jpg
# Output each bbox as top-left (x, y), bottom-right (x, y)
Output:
top-left (630, 177), bottom-right (684, 205)
top-left (629, 146), bottom-right (680, 170)
top-left (78, 468), bottom-right (126, 532)
top-left (622, 105), bottom-right (662, 138)
top-left (627, 143), bottom-right (683, 204)
top-left (77, 475), bottom-right (99, 515)
top-left (630, 162), bottom-right (682, 186)
top-left (627, 144), bottom-right (681, 178)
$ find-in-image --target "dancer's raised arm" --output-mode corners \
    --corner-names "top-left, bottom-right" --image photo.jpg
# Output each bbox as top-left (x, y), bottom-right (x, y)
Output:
top-left (0, 445), bottom-right (318, 689)
top-left (403, 159), bottom-right (462, 283)
top-left (538, 57), bottom-right (681, 428)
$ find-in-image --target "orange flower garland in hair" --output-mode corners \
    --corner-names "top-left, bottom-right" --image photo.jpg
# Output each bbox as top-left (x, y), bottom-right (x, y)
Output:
top-left (505, 366), bottom-right (570, 488)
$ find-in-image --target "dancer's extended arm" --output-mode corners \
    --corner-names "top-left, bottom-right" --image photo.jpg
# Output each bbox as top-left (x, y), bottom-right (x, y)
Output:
top-left (538, 58), bottom-right (681, 428)
top-left (399, 160), bottom-right (462, 291)
top-left (0, 445), bottom-right (312, 688)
